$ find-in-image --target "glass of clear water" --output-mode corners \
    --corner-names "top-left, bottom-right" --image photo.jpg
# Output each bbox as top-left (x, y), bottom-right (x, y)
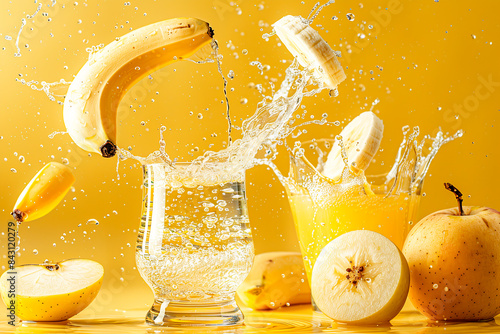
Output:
top-left (135, 162), bottom-right (254, 327)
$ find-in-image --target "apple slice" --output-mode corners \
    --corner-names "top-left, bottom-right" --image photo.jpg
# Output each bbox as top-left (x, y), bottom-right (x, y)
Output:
top-left (0, 259), bottom-right (103, 321)
top-left (311, 230), bottom-right (409, 325)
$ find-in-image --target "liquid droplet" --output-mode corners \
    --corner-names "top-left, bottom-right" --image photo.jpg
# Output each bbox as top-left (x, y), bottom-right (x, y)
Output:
top-left (87, 219), bottom-right (99, 225)
top-left (346, 13), bottom-right (355, 21)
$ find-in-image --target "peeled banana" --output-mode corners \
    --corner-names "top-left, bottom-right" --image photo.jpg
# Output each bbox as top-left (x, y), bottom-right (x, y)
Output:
top-left (12, 162), bottom-right (75, 223)
top-left (273, 15), bottom-right (346, 89)
top-left (236, 252), bottom-right (310, 310)
top-left (63, 18), bottom-right (215, 158)
top-left (322, 111), bottom-right (384, 180)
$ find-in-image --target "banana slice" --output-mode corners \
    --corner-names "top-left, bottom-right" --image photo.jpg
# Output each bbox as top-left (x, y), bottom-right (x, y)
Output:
top-left (12, 162), bottom-right (75, 223)
top-left (322, 111), bottom-right (383, 180)
top-left (273, 15), bottom-right (346, 89)
top-left (311, 230), bottom-right (409, 325)
top-left (64, 18), bottom-right (215, 158)
top-left (236, 252), bottom-right (311, 310)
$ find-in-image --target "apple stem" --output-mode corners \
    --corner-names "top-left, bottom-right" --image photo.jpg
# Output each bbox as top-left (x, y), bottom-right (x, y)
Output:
top-left (444, 183), bottom-right (464, 216)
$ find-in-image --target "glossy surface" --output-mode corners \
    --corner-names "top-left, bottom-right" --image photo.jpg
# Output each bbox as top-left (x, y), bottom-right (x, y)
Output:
top-left (3, 305), bottom-right (500, 333)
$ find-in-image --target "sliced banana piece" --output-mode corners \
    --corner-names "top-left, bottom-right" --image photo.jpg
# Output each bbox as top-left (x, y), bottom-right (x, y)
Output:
top-left (311, 230), bottom-right (409, 325)
top-left (273, 15), bottom-right (346, 89)
top-left (322, 111), bottom-right (383, 180)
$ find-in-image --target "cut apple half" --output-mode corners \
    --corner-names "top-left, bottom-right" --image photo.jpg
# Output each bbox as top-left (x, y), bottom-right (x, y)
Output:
top-left (0, 259), bottom-right (104, 322)
top-left (311, 230), bottom-right (409, 325)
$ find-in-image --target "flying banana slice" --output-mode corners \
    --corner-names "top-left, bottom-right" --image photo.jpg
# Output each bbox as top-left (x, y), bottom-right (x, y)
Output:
top-left (63, 18), bottom-right (215, 158)
top-left (12, 162), bottom-right (75, 223)
top-left (273, 15), bottom-right (346, 89)
top-left (236, 252), bottom-right (311, 310)
top-left (322, 111), bottom-right (383, 180)
top-left (311, 230), bottom-right (410, 325)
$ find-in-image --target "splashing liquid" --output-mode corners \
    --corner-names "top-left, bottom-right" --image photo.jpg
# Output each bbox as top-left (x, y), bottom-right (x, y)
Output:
top-left (285, 127), bottom-right (463, 279)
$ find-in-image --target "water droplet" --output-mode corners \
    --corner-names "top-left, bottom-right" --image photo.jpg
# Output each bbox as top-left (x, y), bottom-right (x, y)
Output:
top-left (242, 49), bottom-right (248, 55)
top-left (444, 286), bottom-right (449, 292)
top-left (33, 249), bottom-right (38, 255)
top-left (19, 156), bottom-right (25, 163)
top-left (471, 34), bottom-right (476, 39)
top-left (10, 168), bottom-right (17, 173)
top-left (197, 113), bottom-right (203, 119)
top-left (332, 16), bottom-right (338, 20)
top-left (240, 98), bottom-right (248, 105)
top-left (228, 70), bottom-right (235, 79)
top-left (87, 219), bottom-right (99, 225)
top-left (433, 283), bottom-right (439, 289)
top-left (346, 13), bottom-right (355, 21)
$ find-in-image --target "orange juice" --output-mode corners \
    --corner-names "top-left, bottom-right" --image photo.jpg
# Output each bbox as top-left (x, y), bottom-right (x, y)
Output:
top-left (285, 138), bottom-right (426, 282)
top-left (288, 189), bottom-right (414, 280)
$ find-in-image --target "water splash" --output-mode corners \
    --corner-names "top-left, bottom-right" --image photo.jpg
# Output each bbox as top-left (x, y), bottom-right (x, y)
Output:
top-left (212, 41), bottom-right (232, 146)
top-left (13, 0), bottom-right (57, 57)
top-left (306, 1), bottom-right (336, 25)
top-left (17, 78), bottom-right (71, 104)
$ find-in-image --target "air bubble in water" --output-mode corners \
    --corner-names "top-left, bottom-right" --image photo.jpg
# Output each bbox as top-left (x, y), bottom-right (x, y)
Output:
top-left (11, 168), bottom-right (17, 173)
top-left (346, 13), bottom-right (355, 21)
top-left (240, 98), bottom-right (248, 105)
top-left (228, 70), bottom-right (235, 79)
top-left (433, 284), bottom-right (439, 289)
top-left (197, 113), bottom-right (203, 119)
top-left (33, 249), bottom-right (38, 255)
top-left (19, 156), bottom-right (25, 163)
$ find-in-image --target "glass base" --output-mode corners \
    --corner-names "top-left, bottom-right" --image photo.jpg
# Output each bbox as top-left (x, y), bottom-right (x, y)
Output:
top-left (145, 299), bottom-right (244, 327)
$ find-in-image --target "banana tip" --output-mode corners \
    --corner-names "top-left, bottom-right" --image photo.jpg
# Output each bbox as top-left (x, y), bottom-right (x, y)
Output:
top-left (208, 26), bottom-right (215, 38)
top-left (100, 140), bottom-right (117, 158)
top-left (11, 209), bottom-right (25, 223)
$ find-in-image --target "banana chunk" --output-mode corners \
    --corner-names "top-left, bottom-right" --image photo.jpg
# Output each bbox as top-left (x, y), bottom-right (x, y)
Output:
top-left (311, 230), bottom-right (409, 325)
top-left (322, 111), bottom-right (383, 180)
top-left (237, 252), bottom-right (310, 310)
top-left (273, 15), bottom-right (346, 89)
top-left (63, 18), bottom-right (215, 158)
top-left (12, 162), bottom-right (75, 223)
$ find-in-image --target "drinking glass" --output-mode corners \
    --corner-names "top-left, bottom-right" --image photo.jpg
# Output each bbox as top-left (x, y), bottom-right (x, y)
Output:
top-left (285, 139), bottom-right (423, 292)
top-left (135, 162), bottom-right (254, 327)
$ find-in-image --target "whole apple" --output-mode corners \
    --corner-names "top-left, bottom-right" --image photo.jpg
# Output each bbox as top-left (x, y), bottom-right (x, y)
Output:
top-left (403, 183), bottom-right (500, 321)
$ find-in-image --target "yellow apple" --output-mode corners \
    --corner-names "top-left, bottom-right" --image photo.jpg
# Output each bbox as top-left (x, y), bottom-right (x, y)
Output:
top-left (403, 183), bottom-right (500, 321)
top-left (0, 259), bottom-right (103, 322)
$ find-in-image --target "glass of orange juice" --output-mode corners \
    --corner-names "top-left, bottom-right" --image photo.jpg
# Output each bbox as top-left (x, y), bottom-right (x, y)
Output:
top-left (285, 137), bottom-right (425, 285)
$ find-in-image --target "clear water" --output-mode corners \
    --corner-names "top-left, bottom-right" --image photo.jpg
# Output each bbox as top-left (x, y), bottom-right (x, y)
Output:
top-left (136, 165), bottom-right (253, 302)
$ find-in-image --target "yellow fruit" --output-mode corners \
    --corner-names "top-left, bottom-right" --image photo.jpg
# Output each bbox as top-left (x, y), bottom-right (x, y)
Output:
top-left (403, 183), bottom-right (500, 321)
top-left (11, 162), bottom-right (75, 223)
top-left (273, 15), bottom-right (346, 89)
top-left (311, 230), bottom-right (409, 325)
top-left (236, 252), bottom-right (310, 310)
top-left (0, 259), bottom-right (103, 322)
top-left (322, 111), bottom-right (384, 180)
top-left (63, 18), bottom-right (215, 158)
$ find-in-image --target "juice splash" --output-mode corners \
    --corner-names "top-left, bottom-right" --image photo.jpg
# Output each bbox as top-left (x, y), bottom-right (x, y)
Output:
top-left (285, 126), bottom-right (463, 280)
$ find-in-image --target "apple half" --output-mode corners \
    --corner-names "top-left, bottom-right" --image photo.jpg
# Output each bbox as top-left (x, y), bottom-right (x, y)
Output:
top-left (0, 259), bottom-right (104, 322)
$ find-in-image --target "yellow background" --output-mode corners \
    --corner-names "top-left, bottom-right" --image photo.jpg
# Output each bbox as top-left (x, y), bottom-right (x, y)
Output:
top-left (1, 0), bottom-right (499, 314)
